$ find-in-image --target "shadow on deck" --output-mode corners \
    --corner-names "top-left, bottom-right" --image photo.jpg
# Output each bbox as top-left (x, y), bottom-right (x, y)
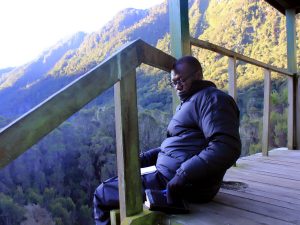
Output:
top-left (168, 149), bottom-right (300, 225)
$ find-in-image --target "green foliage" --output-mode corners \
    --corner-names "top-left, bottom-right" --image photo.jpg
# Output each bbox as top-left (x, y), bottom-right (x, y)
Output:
top-left (0, 101), bottom-right (171, 224)
top-left (26, 189), bottom-right (42, 205)
top-left (43, 188), bottom-right (56, 206)
top-left (269, 86), bottom-right (288, 148)
top-left (49, 199), bottom-right (74, 225)
top-left (78, 205), bottom-right (93, 225)
top-left (249, 142), bottom-right (262, 155)
top-left (13, 186), bottom-right (27, 205)
top-left (0, 193), bottom-right (25, 225)
top-left (20, 204), bottom-right (55, 225)
top-left (0, 1), bottom-right (299, 225)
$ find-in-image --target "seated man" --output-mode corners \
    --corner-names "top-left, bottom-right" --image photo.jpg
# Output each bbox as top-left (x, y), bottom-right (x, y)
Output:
top-left (93, 56), bottom-right (241, 225)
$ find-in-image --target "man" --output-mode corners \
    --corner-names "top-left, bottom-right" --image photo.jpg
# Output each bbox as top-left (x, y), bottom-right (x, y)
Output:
top-left (93, 56), bottom-right (241, 225)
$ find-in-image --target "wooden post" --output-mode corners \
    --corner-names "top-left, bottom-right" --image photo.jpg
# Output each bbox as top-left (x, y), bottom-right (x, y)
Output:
top-left (114, 69), bottom-right (143, 221)
top-left (228, 56), bottom-right (237, 165)
top-left (297, 77), bottom-right (300, 150)
top-left (169, 0), bottom-right (190, 58)
top-left (169, 0), bottom-right (190, 112)
top-left (262, 69), bottom-right (271, 156)
top-left (228, 57), bottom-right (237, 102)
top-left (286, 9), bottom-right (298, 150)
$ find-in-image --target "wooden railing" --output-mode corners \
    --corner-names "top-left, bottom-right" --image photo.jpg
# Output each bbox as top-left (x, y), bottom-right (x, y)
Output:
top-left (0, 35), bottom-right (296, 223)
top-left (0, 39), bottom-right (176, 223)
top-left (190, 37), bottom-right (296, 156)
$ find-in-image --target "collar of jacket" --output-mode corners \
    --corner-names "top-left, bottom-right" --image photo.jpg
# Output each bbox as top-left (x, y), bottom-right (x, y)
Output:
top-left (178, 80), bottom-right (217, 102)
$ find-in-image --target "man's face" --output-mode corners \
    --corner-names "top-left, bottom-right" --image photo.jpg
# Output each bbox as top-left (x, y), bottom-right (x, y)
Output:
top-left (171, 63), bottom-right (198, 96)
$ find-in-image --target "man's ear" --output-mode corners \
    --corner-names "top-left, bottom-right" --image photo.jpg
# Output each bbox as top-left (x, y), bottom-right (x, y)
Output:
top-left (195, 71), bottom-right (203, 80)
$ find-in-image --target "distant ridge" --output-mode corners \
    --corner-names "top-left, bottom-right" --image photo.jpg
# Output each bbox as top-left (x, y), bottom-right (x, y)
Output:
top-left (0, 0), bottom-right (297, 122)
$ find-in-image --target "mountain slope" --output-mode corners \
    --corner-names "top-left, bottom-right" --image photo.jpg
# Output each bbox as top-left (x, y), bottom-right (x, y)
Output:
top-left (0, 32), bottom-right (86, 117)
top-left (0, 1), bottom-right (299, 224)
top-left (49, 4), bottom-right (169, 77)
top-left (0, 0), bottom-right (299, 141)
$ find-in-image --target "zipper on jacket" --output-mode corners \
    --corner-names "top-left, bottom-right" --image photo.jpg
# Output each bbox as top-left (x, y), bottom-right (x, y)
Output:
top-left (179, 101), bottom-right (184, 110)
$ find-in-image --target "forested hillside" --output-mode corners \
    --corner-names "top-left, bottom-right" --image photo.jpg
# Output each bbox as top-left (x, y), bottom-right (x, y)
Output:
top-left (0, 32), bottom-right (86, 118)
top-left (0, 0), bottom-right (299, 224)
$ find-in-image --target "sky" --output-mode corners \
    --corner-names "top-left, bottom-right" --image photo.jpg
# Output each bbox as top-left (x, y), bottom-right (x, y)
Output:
top-left (0, 0), bottom-right (164, 69)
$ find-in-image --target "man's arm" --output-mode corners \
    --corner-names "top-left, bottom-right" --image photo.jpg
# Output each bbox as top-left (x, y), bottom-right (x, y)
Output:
top-left (177, 92), bottom-right (241, 182)
top-left (140, 147), bottom-right (161, 168)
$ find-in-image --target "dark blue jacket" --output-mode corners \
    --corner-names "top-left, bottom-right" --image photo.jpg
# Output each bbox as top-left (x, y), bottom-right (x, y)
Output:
top-left (141, 80), bottom-right (241, 184)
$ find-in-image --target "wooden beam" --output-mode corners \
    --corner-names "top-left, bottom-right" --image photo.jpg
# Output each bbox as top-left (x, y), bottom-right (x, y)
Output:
top-left (228, 57), bottom-right (237, 166)
top-left (287, 76), bottom-right (296, 150)
top-left (0, 39), bottom-right (176, 168)
top-left (297, 78), bottom-right (300, 151)
top-left (114, 69), bottom-right (143, 220)
top-left (262, 69), bottom-right (271, 156)
top-left (0, 40), bottom-right (141, 168)
top-left (190, 37), bottom-right (293, 77)
top-left (228, 57), bottom-right (237, 101)
top-left (138, 40), bottom-right (176, 72)
top-left (169, 0), bottom-right (190, 113)
top-left (286, 9), bottom-right (298, 150)
top-left (169, 0), bottom-right (190, 58)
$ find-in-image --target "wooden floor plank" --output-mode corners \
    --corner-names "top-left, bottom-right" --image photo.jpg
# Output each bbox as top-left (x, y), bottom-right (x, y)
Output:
top-left (169, 201), bottom-right (292, 225)
top-left (246, 149), bottom-right (300, 160)
top-left (171, 149), bottom-right (300, 225)
top-left (245, 155), bottom-right (300, 164)
top-left (239, 154), bottom-right (300, 165)
top-left (226, 168), bottom-right (300, 191)
top-left (232, 166), bottom-right (300, 182)
top-left (219, 188), bottom-right (300, 210)
top-left (213, 192), bottom-right (300, 223)
top-left (241, 155), bottom-right (300, 164)
top-left (237, 155), bottom-right (300, 166)
top-left (267, 149), bottom-right (300, 155)
top-left (241, 157), bottom-right (300, 167)
top-left (233, 161), bottom-right (300, 180)
top-left (224, 174), bottom-right (300, 202)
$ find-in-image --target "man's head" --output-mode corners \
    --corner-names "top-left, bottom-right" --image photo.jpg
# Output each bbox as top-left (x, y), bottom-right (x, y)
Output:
top-left (171, 56), bottom-right (203, 97)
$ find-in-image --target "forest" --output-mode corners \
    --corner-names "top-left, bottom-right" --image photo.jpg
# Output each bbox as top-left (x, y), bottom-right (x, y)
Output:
top-left (0, 0), bottom-right (299, 224)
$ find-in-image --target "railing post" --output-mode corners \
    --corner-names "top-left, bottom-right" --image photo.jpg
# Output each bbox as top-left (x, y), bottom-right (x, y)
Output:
top-left (169, 0), bottom-right (190, 112)
top-left (262, 69), bottom-right (271, 156)
top-left (228, 57), bottom-right (237, 101)
top-left (114, 69), bottom-right (143, 221)
top-left (297, 76), bottom-right (300, 150)
top-left (228, 56), bottom-right (237, 164)
top-left (286, 9), bottom-right (298, 150)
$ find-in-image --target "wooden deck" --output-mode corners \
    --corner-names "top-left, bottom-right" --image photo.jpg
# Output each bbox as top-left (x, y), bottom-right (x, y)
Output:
top-left (168, 148), bottom-right (300, 225)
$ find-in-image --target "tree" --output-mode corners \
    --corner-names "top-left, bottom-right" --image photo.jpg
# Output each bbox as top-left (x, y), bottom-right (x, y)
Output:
top-left (0, 193), bottom-right (25, 225)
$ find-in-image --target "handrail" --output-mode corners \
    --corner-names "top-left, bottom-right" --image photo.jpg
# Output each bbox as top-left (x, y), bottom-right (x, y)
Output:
top-left (0, 39), bottom-right (176, 223)
top-left (0, 39), bottom-right (175, 168)
top-left (190, 37), bottom-right (295, 156)
top-left (190, 37), bottom-right (294, 77)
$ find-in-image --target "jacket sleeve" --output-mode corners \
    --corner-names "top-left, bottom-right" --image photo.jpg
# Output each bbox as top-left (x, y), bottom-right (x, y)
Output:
top-left (140, 147), bottom-right (161, 168)
top-left (177, 92), bottom-right (241, 182)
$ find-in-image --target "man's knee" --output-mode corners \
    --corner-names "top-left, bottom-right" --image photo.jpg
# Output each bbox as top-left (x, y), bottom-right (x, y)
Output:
top-left (94, 183), bottom-right (105, 207)
top-left (94, 177), bottom-right (119, 209)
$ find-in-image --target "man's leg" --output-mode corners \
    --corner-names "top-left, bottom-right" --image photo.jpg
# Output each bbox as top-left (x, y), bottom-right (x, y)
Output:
top-left (93, 171), bottom-right (168, 225)
top-left (183, 172), bottom-right (225, 203)
top-left (94, 176), bottom-right (119, 225)
top-left (183, 182), bottom-right (221, 203)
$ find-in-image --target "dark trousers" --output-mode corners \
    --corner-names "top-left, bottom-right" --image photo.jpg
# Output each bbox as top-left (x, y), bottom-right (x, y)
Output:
top-left (93, 171), bottom-right (221, 225)
top-left (93, 171), bottom-right (168, 225)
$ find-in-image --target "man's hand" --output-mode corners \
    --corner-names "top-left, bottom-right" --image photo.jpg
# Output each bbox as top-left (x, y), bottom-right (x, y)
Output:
top-left (140, 147), bottom-right (161, 168)
top-left (166, 174), bottom-right (186, 204)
